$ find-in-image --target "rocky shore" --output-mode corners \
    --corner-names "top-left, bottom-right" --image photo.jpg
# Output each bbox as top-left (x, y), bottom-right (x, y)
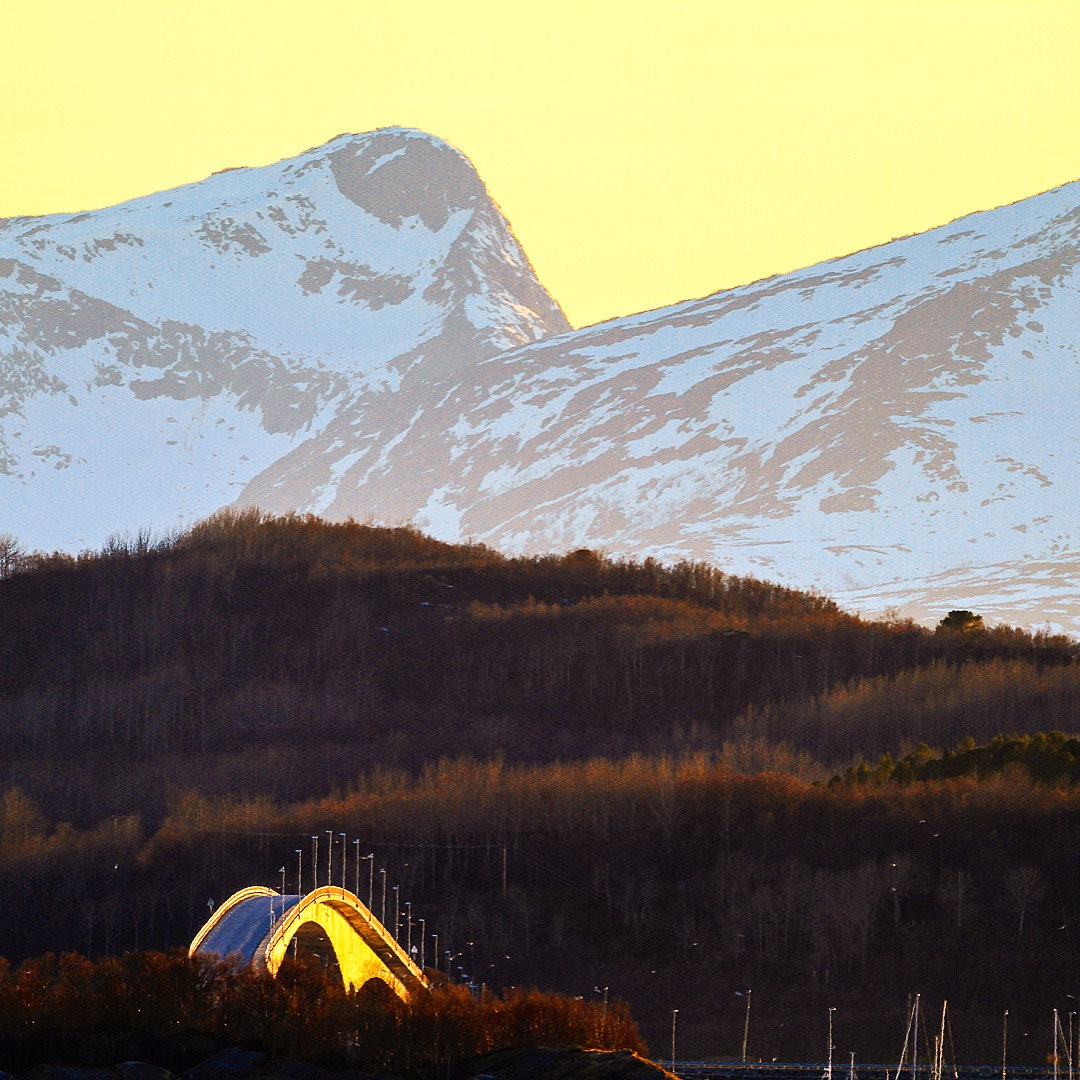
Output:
top-left (0, 1043), bottom-right (673, 1080)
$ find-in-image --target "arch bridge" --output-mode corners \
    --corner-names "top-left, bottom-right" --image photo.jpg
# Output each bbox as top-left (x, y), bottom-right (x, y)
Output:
top-left (189, 885), bottom-right (428, 1001)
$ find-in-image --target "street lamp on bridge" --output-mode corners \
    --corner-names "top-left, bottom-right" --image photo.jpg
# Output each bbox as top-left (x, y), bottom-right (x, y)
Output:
top-left (362, 852), bottom-right (374, 910)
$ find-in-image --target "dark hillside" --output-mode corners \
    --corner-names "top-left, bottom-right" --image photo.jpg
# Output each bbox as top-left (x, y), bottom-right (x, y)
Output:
top-left (3, 513), bottom-right (1080, 1062)
top-left (1, 511), bottom-right (1073, 822)
top-left (5, 755), bottom-right (1080, 1062)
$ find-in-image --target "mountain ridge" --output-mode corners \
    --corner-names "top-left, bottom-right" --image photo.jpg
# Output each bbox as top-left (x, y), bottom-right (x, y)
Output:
top-left (4, 129), bottom-right (1080, 631)
top-left (0, 127), bottom-right (570, 552)
top-left (238, 166), bottom-right (1080, 631)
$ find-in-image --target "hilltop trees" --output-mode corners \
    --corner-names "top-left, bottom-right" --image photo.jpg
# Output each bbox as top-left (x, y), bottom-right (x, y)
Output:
top-left (0, 534), bottom-right (25, 579)
top-left (938, 610), bottom-right (985, 633)
top-left (0, 511), bottom-right (1074, 823)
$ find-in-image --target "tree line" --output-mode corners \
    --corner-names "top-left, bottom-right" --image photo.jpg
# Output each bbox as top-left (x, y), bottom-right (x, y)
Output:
top-left (2, 512), bottom-right (1079, 1060)
top-left (0, 949), bottom-right (642, 1071)
top-left (0, 510), bottom-right (1074, 823)
top-left (1, 752), bottom-right (1079, 1061)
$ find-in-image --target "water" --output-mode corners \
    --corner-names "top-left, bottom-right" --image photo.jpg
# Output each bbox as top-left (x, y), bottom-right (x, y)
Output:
top-left (676, 1065), bottom-right (1052, 1080)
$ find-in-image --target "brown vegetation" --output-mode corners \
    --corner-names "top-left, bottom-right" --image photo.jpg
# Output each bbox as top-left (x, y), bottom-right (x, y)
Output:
top-left (2, 754), bottom-right (1080, 1061)
top-left (1, 512), bottom-right (1079, 1062)
top-left (0, 949), bottom-right (643, 1070)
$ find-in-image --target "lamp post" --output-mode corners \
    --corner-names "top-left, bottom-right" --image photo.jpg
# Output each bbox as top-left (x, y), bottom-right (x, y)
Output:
top-left (339, 833), bottom-right (347, 891)
top-left (406, 901), bottom-right (413, 954)
top-left (295, 848), bottom-right (303, 897)
top-left (419, 918), bottom-right (426, 969)
top-left (741, 990), bottom-right (752, 1063)
top-left (671, 1008), bottom-right (678, 1076)
top-left (1055, 1009), bottom-right (1060, 1080)
top-left (380, 868), bottom-right (387, 925)
top-left (393, 885), bottom-right (400, 941)
top-left (364, 853), bottom-right (375, 910)
top-left (432, 933), bottom-right (438, 971)
top-left (325, 830), bottom-right (333, 889)
top-left (353, 840), bottom-right (360, 895)
top-left (311, 836), bottom-right (318, 890)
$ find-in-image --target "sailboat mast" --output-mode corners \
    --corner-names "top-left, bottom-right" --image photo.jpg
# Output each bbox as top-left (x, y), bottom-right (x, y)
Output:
top-left (1056, 1009), bottom-right (1061, 1080)
top-left (827, 1008), bottom-right (835, 1080)
top-left (913, 993), bottom-right (920, 1080)
top-left (1002, 1010), bottom-right (1009, 1080)
top-left (935, 1000), bottom-right (948, 1080)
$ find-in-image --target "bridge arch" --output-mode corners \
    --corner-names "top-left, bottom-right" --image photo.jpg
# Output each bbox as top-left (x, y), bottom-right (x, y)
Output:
top-left (189, 885), bottom-right (428, 1001)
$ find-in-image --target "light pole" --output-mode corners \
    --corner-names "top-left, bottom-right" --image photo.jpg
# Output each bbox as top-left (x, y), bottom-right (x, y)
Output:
top-left (432, 932), bottom-right (438, 971)
top-left (364, 853), bottom-right (375, 910)
top-left (311, 836), bottom-right (318, 890)
top-left (295, 848), bottom-right (303, 896)
top-left (406, 901), bottom-right (413, 954)
top-left (325, 830), bottom-right (333, 889)
top-left (380, 868), bottom-right (387, 925)
top-left (419, 918), bottom-right (426, 969)
top-left (741, 989), bottom-right (752, 1063)
top-left (671, 1008), bottom-right (678, 1076)
top-left (353, 840), bottom-right (360, 895)
top-left (339, 833), bottom-right (347, 891)
top-left (393, 885), bottom-right (400, 941)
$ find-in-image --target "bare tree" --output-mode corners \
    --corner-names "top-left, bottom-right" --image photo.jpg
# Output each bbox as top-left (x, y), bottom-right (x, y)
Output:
top-left (0, 533), bottom-right (25, 578)
top-left (1005, 866), bottom-right (1047, 940)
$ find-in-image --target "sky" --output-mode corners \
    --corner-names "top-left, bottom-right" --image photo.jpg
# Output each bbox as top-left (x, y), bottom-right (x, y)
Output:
top-left (3, 0), bottom-right (1080, 329)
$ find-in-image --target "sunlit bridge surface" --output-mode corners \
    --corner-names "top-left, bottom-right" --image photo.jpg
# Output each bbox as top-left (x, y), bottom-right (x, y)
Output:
top-left (189, 885), bottom-right (428, 1001)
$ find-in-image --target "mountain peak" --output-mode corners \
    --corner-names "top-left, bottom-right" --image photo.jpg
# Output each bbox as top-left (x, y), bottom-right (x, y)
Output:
top-left (321, 128), bottom-right (486, 232)
top-left (0, 127), bottom-right (568, 554)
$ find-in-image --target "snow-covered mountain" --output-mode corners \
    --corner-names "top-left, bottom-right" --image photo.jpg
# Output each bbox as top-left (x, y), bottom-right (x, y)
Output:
top-left (5, 128), bottom-right (1080, 632)
top-left (239, 176), bottom-right (1080, 633)
top-left (0, 128), bottom-right (569, 551)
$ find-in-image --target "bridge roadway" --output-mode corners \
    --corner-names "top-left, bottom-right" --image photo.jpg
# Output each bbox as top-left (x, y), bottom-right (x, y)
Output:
top-left (189, 884), bottom-right (428, 1001)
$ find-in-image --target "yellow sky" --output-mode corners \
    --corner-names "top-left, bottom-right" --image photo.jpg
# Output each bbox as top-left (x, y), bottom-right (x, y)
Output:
top-left (3, 0), bottom-right (1079, 329)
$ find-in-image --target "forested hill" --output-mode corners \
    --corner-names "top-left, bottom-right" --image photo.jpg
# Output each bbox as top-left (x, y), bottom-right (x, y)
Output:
top-left (5, 511), bottom-right (1080, 1059)
top-left (0, 510), bottom-right (1075, 823)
